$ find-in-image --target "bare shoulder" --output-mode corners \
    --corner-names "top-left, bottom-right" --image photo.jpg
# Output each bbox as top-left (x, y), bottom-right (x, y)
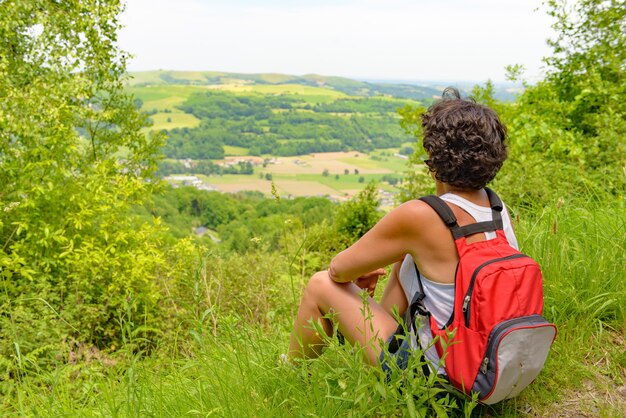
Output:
top-left (388, 199), bottom-right (443, 235)
top-left (394, 199), bottom-right (440, 218)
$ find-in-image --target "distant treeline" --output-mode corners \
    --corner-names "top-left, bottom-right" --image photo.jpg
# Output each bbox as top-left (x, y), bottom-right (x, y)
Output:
top-left (162, 92), bottom-right (419, 159)
top-left (157, 160), bottom-right (254, 177)
top-left (156, 71), bottom-right (441, 101)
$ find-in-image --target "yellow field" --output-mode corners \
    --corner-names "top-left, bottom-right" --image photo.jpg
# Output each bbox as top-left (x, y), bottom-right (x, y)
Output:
top-left (127, 71), bottom-right (209, 86)
top-left (187, 151), bottom-right (409, 202)
top-left (259, 73), bottom-right (295, 83)
top-left (209, 178), bottom-right (340, 197)
top-left (166, 71), bottom-right (208, 81)
top-left (129, 80), bottom-right (347, 132)
top-left (223, 145), bottom-right (250, 156)
top-left (126, 71), bottom-right (167, 86)
top-left (264, 152), bottom-right (392, 175)
top-left (149, 112), bottom-right (201, 131)
top-left (208, 83), bottom-right (347, 98)
top-left (125, 73), bottom-right (410, 200)
top-left (207, 179), bottom-right (274, 194)
top-left (128, 85), bottom-right (207, 131)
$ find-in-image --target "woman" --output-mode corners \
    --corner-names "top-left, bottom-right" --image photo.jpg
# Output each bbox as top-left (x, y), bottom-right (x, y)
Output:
top-left (287, 88), bottom-right (518, 373)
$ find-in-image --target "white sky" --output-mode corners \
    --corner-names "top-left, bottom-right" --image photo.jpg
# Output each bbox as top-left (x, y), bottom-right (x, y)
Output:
top-left (119, 0), bottom-right (556, 83)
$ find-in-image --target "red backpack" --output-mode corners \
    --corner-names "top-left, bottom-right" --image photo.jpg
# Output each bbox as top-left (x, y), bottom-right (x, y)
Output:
top-left (407, 188), bottom-right (557, 404)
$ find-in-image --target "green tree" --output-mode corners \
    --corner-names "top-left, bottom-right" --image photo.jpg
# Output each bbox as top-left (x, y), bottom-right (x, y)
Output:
top-left (398, 0), bottom-right (626, 205)
top-left (496, 0), bottom-right (626, 204)
top-left (0, 0), bottom-right (166, 360)
top-left (334, 182), bottom-right (382, 243)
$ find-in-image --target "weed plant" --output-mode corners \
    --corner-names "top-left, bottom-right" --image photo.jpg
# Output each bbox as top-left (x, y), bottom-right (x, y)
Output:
top-left (2, 197), bottom-right (624, 416)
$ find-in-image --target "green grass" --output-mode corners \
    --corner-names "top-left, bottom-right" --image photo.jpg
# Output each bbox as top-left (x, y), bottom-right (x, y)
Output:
top-left (506, 198), bottom-right (626, 416)
top-left (182, 152), bottom-right (405, 198)
top-left (3, 321), bottom-right (462, 416)
top-left (291, 173), bottom-right (399, 193)
top-left (339, 154), bottom-right (409, 173)
top-left (128, 85), bottom-right (208, 111)
top-left (2, 199), bottom-right (625, 416)
top-left (258, 73), bottom-right (295, 84)
top-left (127, 71), bottom-right (213, 86)
top-left (126, 71), bottom-right (168, 86)
top-left (129, 85), bottom-right (205, 131)
top-left (223, 145), bottom-right (249, 156)
top-left (166, 71), bottom-right (210, 82)
top-left (215, 84), bottom-right (348, 103)
top-left (148, 112), bottom-right (201, 131)
top-left (192, 172), bottom-right (400, 196)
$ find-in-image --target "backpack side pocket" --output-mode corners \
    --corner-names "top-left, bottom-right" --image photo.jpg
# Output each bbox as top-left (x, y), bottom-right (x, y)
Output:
top-left (472, 315), bottom-right (557, 404)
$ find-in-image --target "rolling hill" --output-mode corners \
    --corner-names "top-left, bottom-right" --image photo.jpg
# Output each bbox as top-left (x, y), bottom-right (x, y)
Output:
top-left (127, 70), bottom-right (442, 101)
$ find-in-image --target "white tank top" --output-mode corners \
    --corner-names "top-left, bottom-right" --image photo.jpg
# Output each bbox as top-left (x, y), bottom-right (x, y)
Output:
top-left (398, 193), bottom-right (518, 374)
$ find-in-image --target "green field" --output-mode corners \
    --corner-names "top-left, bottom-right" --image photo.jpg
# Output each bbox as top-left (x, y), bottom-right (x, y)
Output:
top-left (223, 145), bottom-right (250, 156)
top-left (212, 83), bottom-right (349, 102)
top-left (177, 151), bottom-right (409, 200)
top-left (130, 81), bottom-right (357, 134)
top-left (126, 72), bottom-right (419, 200)
top-left (285, 172), bottom-right (397, 192)
top-left (148, 112), bottom-right (201, 131)
top-left (129, 84), bottom-right (206, 131)
top-left (128, 85), bottom-right (207, 111)
top-left (125, 70), bottom-right (168, 86)
top-left (339, 154), bottom-right (409, 173)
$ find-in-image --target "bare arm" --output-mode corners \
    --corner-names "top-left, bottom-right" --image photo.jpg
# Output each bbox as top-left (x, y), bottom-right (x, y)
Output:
top-left (328, 201), bottom-right (425, 283)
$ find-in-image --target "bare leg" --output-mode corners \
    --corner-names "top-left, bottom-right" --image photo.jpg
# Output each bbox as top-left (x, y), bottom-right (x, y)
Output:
top-left (288, 270), bottom-right (399, 365)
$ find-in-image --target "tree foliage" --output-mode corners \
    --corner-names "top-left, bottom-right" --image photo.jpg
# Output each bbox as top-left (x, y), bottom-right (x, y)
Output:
top-left (334, 182), bottom-right (382, 243)
top-left (497, 0), bottom-right (626, 204)
top-left (163, 91), bottom-right (415, 158)
top-left (398, 1), bottom-right (625, 206)
top-left (0, 0), bottom-right (166, 361)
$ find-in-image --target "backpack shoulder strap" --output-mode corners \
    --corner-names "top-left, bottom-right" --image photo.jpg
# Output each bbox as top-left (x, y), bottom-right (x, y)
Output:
top-left (484, 187), bottom-right (504, 228)
top-left (419, 195), bottom-right (458, 228)
top-left (419, 188), bottom-right (505, 240)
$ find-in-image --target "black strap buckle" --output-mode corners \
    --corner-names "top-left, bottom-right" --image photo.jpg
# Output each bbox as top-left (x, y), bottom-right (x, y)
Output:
top-left (409, 291), bottom-right (430, 321)
top-left (405, 292), bottom-right (429, 335)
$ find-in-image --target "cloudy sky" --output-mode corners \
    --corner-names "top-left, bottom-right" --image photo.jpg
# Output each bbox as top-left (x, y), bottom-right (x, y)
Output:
top-left (119, 0), bottom-right (555, 83)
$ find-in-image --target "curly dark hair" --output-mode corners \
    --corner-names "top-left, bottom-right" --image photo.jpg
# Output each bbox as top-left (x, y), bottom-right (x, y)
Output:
top-left (421, 88), bottom-right (508, 190)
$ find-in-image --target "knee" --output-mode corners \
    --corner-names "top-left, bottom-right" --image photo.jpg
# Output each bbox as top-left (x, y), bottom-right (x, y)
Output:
top-left (304, 270), bottom-right (335, 298)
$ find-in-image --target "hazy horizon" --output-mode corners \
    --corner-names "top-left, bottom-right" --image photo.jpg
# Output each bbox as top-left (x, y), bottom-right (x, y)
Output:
top-left (120, 0), bottom-right (555, 84)
top-left (126, 69), bottom-right (525, 86)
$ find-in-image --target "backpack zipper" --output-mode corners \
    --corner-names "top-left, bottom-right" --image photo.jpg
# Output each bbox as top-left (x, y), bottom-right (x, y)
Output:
top-left (462, 253), bottom-right (529, 327)
top-left (480, 314), bottom-right (548, 374)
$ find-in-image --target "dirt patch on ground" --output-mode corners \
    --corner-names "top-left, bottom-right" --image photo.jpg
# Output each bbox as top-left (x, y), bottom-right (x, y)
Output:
top-left (538, 379), bottom-right (626, 417)
top-left (212, 180), bottom-right (274, 194)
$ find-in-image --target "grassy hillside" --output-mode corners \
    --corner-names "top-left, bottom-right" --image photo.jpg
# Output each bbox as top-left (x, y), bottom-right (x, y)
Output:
top-left (127, 84), bottom-right (205, 131)
top-left (128, 73), bottom-right (421, 201)
top-left (5, 199), bottom-right (624, 416)
top-left (126, 70), bottom-right (523, 102)
top-left (126, 70), bottom-right (441, 101)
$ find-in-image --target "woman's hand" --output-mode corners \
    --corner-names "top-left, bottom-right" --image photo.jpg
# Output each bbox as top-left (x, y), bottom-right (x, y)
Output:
top-left (354, 268), bottom-right (386, 297)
